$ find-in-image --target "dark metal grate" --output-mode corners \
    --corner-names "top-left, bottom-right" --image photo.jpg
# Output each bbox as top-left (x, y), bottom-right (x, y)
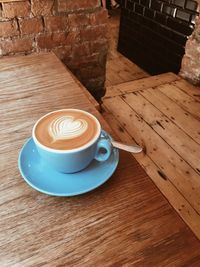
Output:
top-left (118, 0), bottom-right (199, 74)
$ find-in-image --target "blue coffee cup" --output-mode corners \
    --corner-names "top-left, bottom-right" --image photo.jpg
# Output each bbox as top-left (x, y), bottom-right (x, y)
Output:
top-left (32, 109), bottom-right (112, 173)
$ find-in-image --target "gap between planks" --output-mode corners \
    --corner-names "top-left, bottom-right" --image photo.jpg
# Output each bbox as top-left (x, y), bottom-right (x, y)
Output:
top-left (102, 77), bottom-right (200, 239)
top-left (104, 72), bottom-right (181, 98)
top-left (102, 105), bottom-right (200, 240)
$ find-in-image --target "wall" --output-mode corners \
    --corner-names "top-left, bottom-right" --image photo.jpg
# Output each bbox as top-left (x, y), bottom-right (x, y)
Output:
top-left (0, 0), bottom-right (108, 101)
top-left (118, 0), bottom-right (198, 75)
top-left (180, 2), bottom-right (200, 85)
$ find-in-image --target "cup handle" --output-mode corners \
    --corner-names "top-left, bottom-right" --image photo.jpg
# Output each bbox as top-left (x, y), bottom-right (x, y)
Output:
top-left (94, 139), bottom-right (112, 162)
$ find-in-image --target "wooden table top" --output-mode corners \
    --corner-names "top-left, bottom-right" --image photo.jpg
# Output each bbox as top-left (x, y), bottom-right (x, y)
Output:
top-left (103, 72), bottom-right (200, 240)
top-left (0, 52), bottom-right (200, 266)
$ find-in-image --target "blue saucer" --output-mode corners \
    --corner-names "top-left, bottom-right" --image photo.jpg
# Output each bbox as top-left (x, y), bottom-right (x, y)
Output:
top-left (18, 136), bottom-right (119, 196)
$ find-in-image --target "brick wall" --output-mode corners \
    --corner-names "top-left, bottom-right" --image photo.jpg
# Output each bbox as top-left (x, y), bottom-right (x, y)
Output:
top-left (0, 0), bottom-right (108, 101)
top-left (180, 2), bottom-right (200, 85)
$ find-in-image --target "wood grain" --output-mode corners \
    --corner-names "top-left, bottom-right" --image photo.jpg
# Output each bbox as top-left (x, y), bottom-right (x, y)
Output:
top-left (123, 92), bottom-right (200, 172)
top-left (103, 73), bottom-right (200, 240)
top-left (102, 106), bottom-right (200, 242)
top-left (172, 79), bottom-right (200, 102)
top-left (159, 84), bottom-right (200, 121)
top-left (0, 0), bottom-right (22, 2)
top-left (1, 52), bottom-right (200, 266)
top-left (140, 88), bottom-right (200, 144)
top-left (104, 95), bottom-right (200, 215)
top-left (104, 72), bottom-right (180, 98)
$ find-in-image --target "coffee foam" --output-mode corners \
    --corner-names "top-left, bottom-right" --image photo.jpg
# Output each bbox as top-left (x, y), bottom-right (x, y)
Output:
top-left (49, 115), bottom-right (88, 142)
top-left (34, 110), bottom-right (99, 150)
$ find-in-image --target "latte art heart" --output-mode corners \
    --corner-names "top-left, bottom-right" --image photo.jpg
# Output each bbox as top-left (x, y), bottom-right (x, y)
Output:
top-left (49, 115), bottom-right (88, 142)
top-left (34, 109), bottom-right (99, 150)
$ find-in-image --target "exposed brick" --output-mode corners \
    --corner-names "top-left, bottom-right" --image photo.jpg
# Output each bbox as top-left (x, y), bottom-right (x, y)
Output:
top-left (0, 20), bottom-right (19, 38)
top-left (195, 16), bottom-right (200, 26)
top-left (80, 25), bottom-right (107, 42)
top-left (180, 56), bottom-right (200, 85)
top-left (79, 66), bottom-right (104, 79)
top-left (19, 17), bottom-right (43, 35)
top-left (37, 32), bottom-right (64, 49)
top-left (98, 47), bottom-right (107, 67)
top-left (90, 40), bottom-right (108, 54)
top-left (185, 38), bottom-right (200, 59)
top-left (89, 8), bottom-right (107, 25)
top-left (64, 31), bottom-right (80, 44)
top-left (57, 0), bottom-right (100, 13)
top-left (70, 53), bottom-right (99, 68)
top-left (192, 18), bottom-right (200, 42)
top-left (72, 42), bottom-right (91, 59)
top-left (44, 16), bottom-right (68, 32)
top-left (53, 45), bottom-right (72, 62)
top-left (0, 37), bottom-right (33, 55)
top-left (180, 17), bottom-right (200, 85)
top-left (68, 13), bottom-right (90, 28)
top-left (2, 1), bottom-right (30, 18)
top-left (31, 0), bottom-right (54, 16)
top-left (37, 31), bottom-right (80, 49)
top-left (0, 0), bottom-right (108, 101)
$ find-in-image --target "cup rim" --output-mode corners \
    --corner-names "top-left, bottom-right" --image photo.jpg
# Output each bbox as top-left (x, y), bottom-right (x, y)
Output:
top-left (32, 109), bottom-right (101, 153)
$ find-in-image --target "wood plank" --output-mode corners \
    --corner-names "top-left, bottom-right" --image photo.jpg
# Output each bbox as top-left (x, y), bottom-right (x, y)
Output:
top-left (0, 0), bottom-right (22, 2)
top-left (172, 79), bottom-right (200, 102)
top-left (117, 56), bottom-right (149, 73)
top-left (106, 60), bottom-right (134, 81)
top-left (140, 87), bottom-right (200, 144)
top-left (103, 96), bottom-right (200, 215)
top-left (105, 66), bottom-right (124, 85)
top-left (117, 70), bottom-right (149, 83)
top-left (122, 92), bottom-right (200, 173)
top-left (105, 78), bottom-right (113, 87)
top-left (104, 72), bottom-right (180, 98)
top-left (0, 52), bottom-right (100, 111)
top-left (104, 85), bottom-right (122, 98)
top-left (107, 58), bottom-right (149, 83)
top-left (159, 84), bottom-right (200, 121)
top-left (116, 56), bottom-right (148, 74)
top-left (117, 72), bottom-right (180, 93)
top-left (102, 106), bottom-right (200, 240)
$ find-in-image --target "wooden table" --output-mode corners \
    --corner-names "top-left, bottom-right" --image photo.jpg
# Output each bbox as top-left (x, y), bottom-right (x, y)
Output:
top-left (0, 53), bottom-right (200, 266)
top-left (103, 73), bottom-right (200, 240)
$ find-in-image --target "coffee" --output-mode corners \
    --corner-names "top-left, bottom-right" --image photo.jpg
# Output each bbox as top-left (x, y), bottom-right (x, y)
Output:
top-left (34, 109), bottom-right (99, 150)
